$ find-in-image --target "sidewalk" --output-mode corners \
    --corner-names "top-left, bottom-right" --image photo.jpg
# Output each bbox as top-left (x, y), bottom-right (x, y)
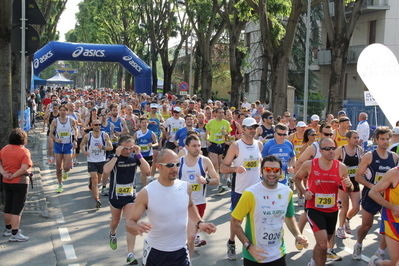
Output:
top-left (0, 122), bottom-right (56, 266)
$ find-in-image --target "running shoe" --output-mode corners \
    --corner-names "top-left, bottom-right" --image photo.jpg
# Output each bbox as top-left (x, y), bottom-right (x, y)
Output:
top-left (344, 219), bottom-right (352, 234)
top-left (295, 239), bottom-right (303, 250)
top-left (126, 253), bottom-right (138, 265)
top-left (74, 161), bottom-right (80, 165)
top-left (338, 199), bottom-right (342, 209)
top-left (47, 158), bottom-right (53, 165)
top-left (226, 179), bottom-right (231, 188)
top-left (3, 229), bottom-right (11, 237)
top-left (374, 249), bottom-right (385, 260)
top-left (8, 229), bottom-right (29, 242)
top-left (194, 236), bottom-right (207, 247)
top-left (218, 185), bottom-right (225, 193)
top-left (336, 227), bottom-right (346, 239)
top-left (101, 187), bottom-right (108, 196)
top-left (368, 255), bottom-right (382, 266)
top-left (109, 232), bottom-right (117, 250)
top-left (70, 162), bottom-right (74, 169)
top-left (226, 240), bottom-right (236, 260)
top-left (88, 178), bottom-right (92, 190)
top-left (56, 184), bottom-right (63, 193)
top-left (352, 243), bottom-right (362, 260)
top-left (95, 200), bottom-right (102, 209)
top-left (62, 170), bottom-right (68, 181)
top-left (326, 249), bottom-right (342, 262)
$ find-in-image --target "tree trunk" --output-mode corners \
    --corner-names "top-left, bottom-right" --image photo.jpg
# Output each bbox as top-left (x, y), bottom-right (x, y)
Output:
top-left (117, 65), bottom-right (123, 89)
top-left (201, 45), bottom-right (212, 101)
top-left (259, 55), bottom-right (269, 103)
top-left (229, 31), bottom-right (245, 108)
top-left (327, 43), bottom-right (349, 115)
top-left (12, 53), bottom-right (21, 128)
top-left (0, 1), bottom-right (14, 147)
top-left (271, 55), bottom-right (289, 116)
top-left (163, 66), bottom-right (172, 95)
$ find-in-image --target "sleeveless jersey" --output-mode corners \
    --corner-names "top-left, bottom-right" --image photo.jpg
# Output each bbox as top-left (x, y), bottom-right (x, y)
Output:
top-left (312, 142), bottom-right (322, 159)
top-left (306, 158), bottom-right (341, 212)
top-left (363, 150), bottom-right (395, 195)
top-left (342, 146), bottom-right (361, 178)
top-left (335, 130), bottom-right (348, 147)
top-left (291, 133), bottom-right (303, 159)
top-left (160, 111), bottom-right (171, 120)
top-left (232, 139), bottom-right (262, 194)
top-left (227, 120), bottom-right (239, 142)
top-left (146, 112), bottom-right (162, 139)
top-left (381, 167), bottom-right (399, 223)
top-left (100, 121), bottom-right (113, 136)
top-left (55, 117), bottom-right (73, 144)
top-left (178, 156), bottom-right (207, 205)
top-left (125, 117), bottom-right (136, 136)
top-left (48, 111), bottom-right (59, 130)
top-left (145, 180), bottom-right (189, 251)
top-left (108, 153), bottom-right (140, 201)
top-left (259, 125), bottom-right (274, 142)
top-left (136, 129), bottom-right (154, 157)
top-left (288, 127), bottom-right (296, 135)
top-left (108, 117), bottom-right (123, 133)
top-left (87, 132), bottom-right (106, 162)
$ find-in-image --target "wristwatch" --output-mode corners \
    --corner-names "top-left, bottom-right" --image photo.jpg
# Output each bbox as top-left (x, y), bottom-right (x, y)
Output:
top-left (113, 154), bottom-right (119, 159)
top-left (196, 220), bottom-right (204, 229)
top-left (205, 176), bottom-right (211, 184)
top-left (244, 241), bottom-right (251, 250)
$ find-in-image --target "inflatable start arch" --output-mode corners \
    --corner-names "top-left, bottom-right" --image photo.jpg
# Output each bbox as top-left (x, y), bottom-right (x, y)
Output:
top-left (33, 41), bottom-right (152, 94)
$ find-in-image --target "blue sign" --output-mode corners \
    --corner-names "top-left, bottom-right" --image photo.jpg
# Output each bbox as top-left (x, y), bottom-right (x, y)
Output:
top-left (180, 82), bottom-right (189, 91)
top-left (18, 108), bottom-right (31, 132)
top-left (33, 41), bottom-right (152, 95)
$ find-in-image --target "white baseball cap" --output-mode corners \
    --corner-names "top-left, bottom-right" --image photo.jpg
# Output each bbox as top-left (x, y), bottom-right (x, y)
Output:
top-left (150, 103), bottom-right (159, 109)
top-left (296, 121), bottom-right (307, 127)
top-left (173, 106), bottom-right (181, 112)
top-left (311, 114), bottom-right (320, 121)
top-left (393, 127), bottom-right (399, 135)
top-left (242, 118), bottom-right (258, 127)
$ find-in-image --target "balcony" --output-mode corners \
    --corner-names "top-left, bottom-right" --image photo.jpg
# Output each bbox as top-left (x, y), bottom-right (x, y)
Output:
top-left (315, 45), bottom-right (366, 66)
top-left (329, 0), bottom-right (389, 16)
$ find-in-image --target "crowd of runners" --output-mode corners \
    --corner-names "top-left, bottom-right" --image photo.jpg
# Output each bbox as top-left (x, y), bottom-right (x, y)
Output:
top-left (9, 86), bottom-right (399, 266)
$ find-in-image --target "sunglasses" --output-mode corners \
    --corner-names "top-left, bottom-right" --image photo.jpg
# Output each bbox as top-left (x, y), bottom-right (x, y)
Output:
top-left (158, 162), bottom-right (181, 168)
top-left (263, 167), bottom-right (281, 173)
top-left (246, 125), bottom-right (258, 130)
top-left (276, 132), bottom-right (287, 136)
top-left (92, 124), bottom-right (101, 126)
top-left (267, 117), bottom-right (273, 119)
top-left (123, 147), bottom-right (134, 150)
top-left (322, 132), bottom-right (333, 137)
top-left (309, 134), bottom-right (316, 137)
top-left (285, 116), bottom-right (290, 117)
top-left (320, 146), bottom-right (337, 151)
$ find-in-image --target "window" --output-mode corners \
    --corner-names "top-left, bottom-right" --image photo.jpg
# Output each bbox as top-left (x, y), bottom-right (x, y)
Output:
top-left (369, 20), bottom-right (376, 44)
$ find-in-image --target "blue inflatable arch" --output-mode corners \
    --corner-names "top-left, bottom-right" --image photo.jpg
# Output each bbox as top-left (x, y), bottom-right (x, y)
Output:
top-left (33, 41), bottom-right (152, 94)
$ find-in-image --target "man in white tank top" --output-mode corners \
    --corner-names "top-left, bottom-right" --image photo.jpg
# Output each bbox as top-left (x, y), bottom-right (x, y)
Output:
top-left (179, 135), bottom-right (219, 257)
top-left (80, 119), bottom-right (113, 209)
top-left (221, 117), bottom-right (263, 260)
top-left (126, 149), bottom-right (217, 266)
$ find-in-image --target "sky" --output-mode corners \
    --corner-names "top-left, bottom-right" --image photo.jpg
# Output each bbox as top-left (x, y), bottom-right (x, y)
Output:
top-left (57, 0), bottom-right (82, 42)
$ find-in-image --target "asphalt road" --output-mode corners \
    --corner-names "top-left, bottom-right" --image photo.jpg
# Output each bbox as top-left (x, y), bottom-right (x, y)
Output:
top-left (0, 130), bottom-right (388, 266)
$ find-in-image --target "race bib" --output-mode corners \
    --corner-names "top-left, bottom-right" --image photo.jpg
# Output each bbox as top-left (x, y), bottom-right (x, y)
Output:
top-left (140, 145), bottom-right (150, 151)
top-left (374, 171), bottom-right (385, 184)
top-left (111, 137), bottom-right (119, 143)
top-left (227, 135), bottom-right (235, 142)
top-left (116, 183), bottom-right (135, 197)
top-left (315, 193), bottom-right (335, 208)
top-left (172, 127), bottom-right (179, 133)
top-left (347, 166), bottom-right (358, 177)
top-left (261, 228), bottom-right (282, 245)
top-left (142, 239), bottom-right (151, 265)
top-left (244, 160), bottom-right (258, 169)
top-left (214, 133), bottom-right (223, 142)
top-left (59, 132), bottom-right (70, 137)
top-left (191, 184), bottom-right (201, 192)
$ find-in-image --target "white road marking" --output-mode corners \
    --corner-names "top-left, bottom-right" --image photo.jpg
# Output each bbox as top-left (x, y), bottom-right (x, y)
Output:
top-left (58, 228), bottom-right (71, 241)
top-left (63, 245), bottom-right (77, 260)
